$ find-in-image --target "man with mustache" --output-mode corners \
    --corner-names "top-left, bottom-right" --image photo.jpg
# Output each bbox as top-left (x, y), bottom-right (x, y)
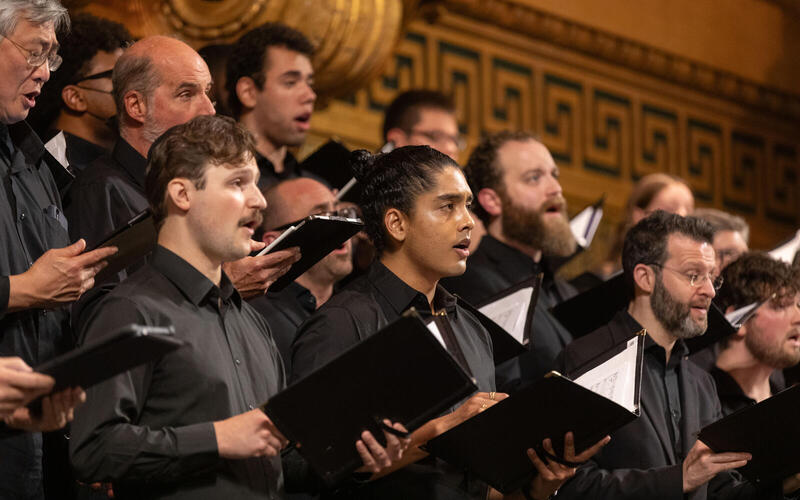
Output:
top-left (442, 131), bottom-right (578, 383)
top-left (555, 211), bottom-right (800, 500)
top-left (227, 23), bottom-right (316, 190)
top-left (712, 252), bottom-right (800, 416)
top-left (70, 116), bottom-right (406, 500)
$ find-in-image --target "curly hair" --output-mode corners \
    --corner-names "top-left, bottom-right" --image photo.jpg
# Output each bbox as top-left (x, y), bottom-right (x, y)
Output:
top-left (716, 252), bottom-right (800, 312)
top-left (27, 12), bottom-right (131, 136)
top-left (145, 115), bottom-right (256, 229)
top-left (350, 145), bottom-right (459, 254)
top-left (225, 22), bottom-right (314, 119)
top-left (463, 130), bottom-right (539, 226)
top-left (622, 210), bottom-right (714, 298)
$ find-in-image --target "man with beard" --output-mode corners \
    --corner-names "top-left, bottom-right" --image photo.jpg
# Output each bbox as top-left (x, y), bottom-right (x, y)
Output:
top-left (250, 177), bottom-right (355, 376)
top-left (442, 131), bottom-right (578, 383)
top-left (227, 23), bottom-right (316, 190)
top-left (711, 253), bottom-right (800, 415)
top-left (64, 35), bottom-right (299, 305)
top-left (555, 211), bottom-right (800, 500)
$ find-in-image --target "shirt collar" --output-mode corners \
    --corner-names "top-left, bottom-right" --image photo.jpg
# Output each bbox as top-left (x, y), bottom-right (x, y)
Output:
top-left (7, 121), bottom-right (46, 167)
top-left (269, 280), bottom-right (317, 313)
top-left (150, 245), bottom-right (242, 308)
top-left (112, 137), bottom-right (147, 189)
top-left (479, 235), bottom-right (542, 277)
top-left (368, 261), bottom-right (458, 316)
top-left (255, 150), bottom-right (299, 177)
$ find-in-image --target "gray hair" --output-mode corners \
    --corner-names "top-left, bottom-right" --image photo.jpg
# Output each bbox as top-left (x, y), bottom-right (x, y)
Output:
top-left (0, 0), bottom-right (69, 37)
top-left (112, 53), bottom-right (161, 128)
top-left (693, 207), bottom-right (750, 244)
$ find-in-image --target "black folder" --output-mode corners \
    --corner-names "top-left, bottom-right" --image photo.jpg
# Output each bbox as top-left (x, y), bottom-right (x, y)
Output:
top-left (262, 311), bottom-right (477, 487)
top-left (425, 330), bottom-right (645, 494)
top-left (260, 215), bottom-right (363, 291)
top-left (35, 324), bottom-right (183, 393)
top-left (454, 275), bottom-right (542, 365)
top-left (550, 273), bottom-right (735, 353)
top-left (300, 139), bottom-right (361, 203)
top-left (89, 210), bottom-right (156, 283)
top-left (698, 384), bottom-right (800, 485)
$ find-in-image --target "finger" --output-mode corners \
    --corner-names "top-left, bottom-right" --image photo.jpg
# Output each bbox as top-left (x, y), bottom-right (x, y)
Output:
top-left (355, 439), bottom-right (378, 473)
top-left (249, 239), bottom-right (266, 252)
top-left (262, 417), bottom-right (288, 447)
top-left (59, 239), bottom-right (87, 257)
top-left (573, 434), bottom-right (611, 462)
top-left (707, 452), bottom-right (752, 464)
top-left (493, 392), bottom-right (510, 401)
top-left (2, 369), bottom-right (54, 392)
top-left (0, 357), bottom-right (33, 372)
top-left (361, 431), bottom-right (391, 467)
top-left (527, 448), bottom-right (557, 481)
top-left (74, 245), bottom-right (118, 267)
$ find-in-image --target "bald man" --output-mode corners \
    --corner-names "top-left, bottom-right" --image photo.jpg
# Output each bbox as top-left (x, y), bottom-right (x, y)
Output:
top-left (249, 177), bottom-right (354, 373)
top-left (64, 36), bottom-right (299, 313)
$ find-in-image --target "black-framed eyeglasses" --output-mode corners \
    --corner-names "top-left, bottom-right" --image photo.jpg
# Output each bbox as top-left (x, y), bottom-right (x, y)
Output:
top-left (70, 69), bottom-right (113, 85)
top-left (650, 263), bottom-right (724, 291)
top-left (272, 207), bottom-right (360, 232)
top-left (406, 128), bottom-right (466, 152)
top-left (2, 35), bottom-right (62, 72)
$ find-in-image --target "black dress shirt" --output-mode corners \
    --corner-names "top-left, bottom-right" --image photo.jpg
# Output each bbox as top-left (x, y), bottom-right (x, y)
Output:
top-left (62, 131), bottom-right (107, 172)
top-left (256, 150), bottom-right (301, 191)
top-left (556, 309), bottom-right (787, 500)
top-left (64, 136), bottom-right (147, 249)
top-left (0, 121), bottom-right (72, 499)
top-left (441, 235), bottom-right (577, 384)
top-left (69, 246), bottom-right (286, 500)
top-left (291, 261), bottom-right (495, 500)
top-left (710, 366), bottom-right (784, 417)
top-left (249, 281), bottom-right (317, 377)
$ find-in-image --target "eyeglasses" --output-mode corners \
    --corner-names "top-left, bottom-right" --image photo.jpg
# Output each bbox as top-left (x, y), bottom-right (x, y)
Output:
top-left (406, 128), bottom-right (466, 152)
top-left (273, 206), bottom-right (360, 232)
top-left (2, 35), bottom-right (62, 72)
top-left (70, 69), bottom-right (113, 85)
top-left (650, 263), bottom-right (724, 291)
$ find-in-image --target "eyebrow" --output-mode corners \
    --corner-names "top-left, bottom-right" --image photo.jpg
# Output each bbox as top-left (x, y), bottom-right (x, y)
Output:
top-left (175, 82), bottom-right (202, 93)
top-left (279, 70), bottom-right (314, 80)
top-left (435, 193), bottom-right (473, 203)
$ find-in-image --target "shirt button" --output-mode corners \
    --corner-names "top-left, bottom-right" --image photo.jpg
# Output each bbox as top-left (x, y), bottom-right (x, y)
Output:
top-left (235, 359), bottom-right (241, 365)
top-left (248, 404), bottom-right (254, 410)
top-left (18, 210), bottom-right (25, 221)
top-left (671, 409), bottom-right (679, 418)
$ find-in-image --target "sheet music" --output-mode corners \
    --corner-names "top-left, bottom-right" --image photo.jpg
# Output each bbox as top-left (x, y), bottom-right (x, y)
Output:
top-left (769, 229), bottom-right (800, 264)
top-left (573, 336), bottom-right (640, 412)
top-left (478, 287), bottom-right (534, 344)
top-left (44, 131), bottom-right (70, 169)
top-left (426, 321), bottom-right (447, 349)
top-left (570, 205), bottom-right (603, 248)
top-left (725, 301), bottom-right (760, 328)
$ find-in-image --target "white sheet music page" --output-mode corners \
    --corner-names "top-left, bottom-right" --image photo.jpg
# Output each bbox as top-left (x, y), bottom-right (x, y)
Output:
top-left (478, 287), bottom-right (534, 344)
top-left (769, 229), bottom-right (800, 264)
top-left (426, 321), bottom-right (447, 349)
top-left (573, 336), bottom-right (640, 412)
top-left (570, 205), bottom-right (603, 248)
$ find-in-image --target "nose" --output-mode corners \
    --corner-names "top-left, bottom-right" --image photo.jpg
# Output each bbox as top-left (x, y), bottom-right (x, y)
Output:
top-left (440, 141), bottom-right (459, 162)
top-left (304, 81), bottom-right (316, 104)
top-left (251, 185), bottom-right (267, 210)
top-left (545, 172), bottom-right (563, 198)
top-left (698, 274), bottom-right (716, 299)
top-left (32, 60), bottom-right (51, 83)
top-left (199, 92), bottom-right (216, 116)
top-left (460, 205), bottom-right (475, 232)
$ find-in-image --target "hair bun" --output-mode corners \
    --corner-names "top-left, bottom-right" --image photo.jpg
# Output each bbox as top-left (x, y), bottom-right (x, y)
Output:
top-left (349, 149), bottom-right (375, 182)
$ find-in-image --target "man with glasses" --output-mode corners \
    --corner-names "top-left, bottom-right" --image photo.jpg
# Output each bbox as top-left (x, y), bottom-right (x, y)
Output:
top-left (250, 177), bottom-right (356, 375)
top-left (382, 90), bottom-right (463, 161)
top-left (555, 211), bottom-right (800, 500)
top-left (0, 1), bottom-right (118, 498)
top-left (27, 13), bottom-right (131, 175)
top-left (712, 252), bottom-right (800, 416)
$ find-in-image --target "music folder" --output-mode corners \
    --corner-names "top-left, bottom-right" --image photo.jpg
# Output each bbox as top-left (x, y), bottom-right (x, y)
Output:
top-left (425, 330), bottom-right (645, 494)
top-left (89, 210), bottom-right (156, 283)
top-left (768, 229), bottom-right (800, 265)
top-left (570, 196), bottom-right (605, 249)
top-left (261, 310), bottom-right (478, 487)
top-left (259, 215), bottom-right (364, 291)
top-left (550, 273), bottom-right (735, 353)
top-left (454, 275), bottom-right (542, 365)
top-left (34, 324), bottom-right (183, 394)
top-left (698, 384), bottom-right (800, 485)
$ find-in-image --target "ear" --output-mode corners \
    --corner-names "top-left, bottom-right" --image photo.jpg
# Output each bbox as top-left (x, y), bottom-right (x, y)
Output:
top-left (262, 231), bottom-right (280, 245)
top-left (165, 178), bottom-right (193, 214)
top-left (123, 90), bottom-right (147, 126)
top-left (632, 263), bottom-right (656, 295)
top-left (477, 187), bottom-right (502, 218)
top-left (235, 76), bottom-right (259, 111)
top-left (61, 85), bottom-right (88, 113)
top-left (385, 128), bottom-right (408, 148)
top-left (383, 207), bottom-right (407, 247)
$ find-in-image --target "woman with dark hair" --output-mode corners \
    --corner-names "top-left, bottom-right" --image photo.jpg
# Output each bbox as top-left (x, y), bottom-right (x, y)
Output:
top-left (290, 145), bottom-right (603, 500)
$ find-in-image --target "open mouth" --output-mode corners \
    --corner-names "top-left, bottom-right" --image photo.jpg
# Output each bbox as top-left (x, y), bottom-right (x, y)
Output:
top-left (453, 239), bottom-right (471, 258)
top-left (294, 112), bottom-right (312, 130)
top-left (23, 91), bottom-right (39, 107)
top-left (239, 215), bottom-right (262, 234)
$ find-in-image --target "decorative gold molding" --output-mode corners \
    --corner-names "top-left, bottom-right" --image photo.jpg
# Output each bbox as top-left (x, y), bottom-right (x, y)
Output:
top-left (436, 0), bottom-right (800, 120)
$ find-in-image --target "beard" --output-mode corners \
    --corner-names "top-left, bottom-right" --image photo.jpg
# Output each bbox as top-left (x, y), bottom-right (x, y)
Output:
top-left (500, 194), bottom-right (577, 257)
top-left (745, 327), bottom-right (800, 369)
top-left (650, 275), bottom-right (707, 339)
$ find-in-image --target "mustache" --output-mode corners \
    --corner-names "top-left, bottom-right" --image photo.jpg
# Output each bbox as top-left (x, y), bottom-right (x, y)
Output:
top-left (239, 211), bottom-right (263, 228)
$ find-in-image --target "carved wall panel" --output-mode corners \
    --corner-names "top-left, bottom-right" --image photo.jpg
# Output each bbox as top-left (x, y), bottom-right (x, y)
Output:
top-left (310, 6), bottom-right (800, 262)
